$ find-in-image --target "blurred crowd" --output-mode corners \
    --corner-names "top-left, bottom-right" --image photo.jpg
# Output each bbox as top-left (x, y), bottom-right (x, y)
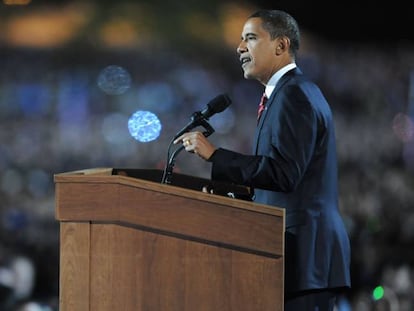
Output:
top-left (1, 7), bottom-right (414, 311)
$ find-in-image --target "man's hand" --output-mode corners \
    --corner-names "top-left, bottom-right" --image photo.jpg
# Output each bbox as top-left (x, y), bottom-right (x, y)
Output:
top-left (173, 131), bottom-right (217, 160)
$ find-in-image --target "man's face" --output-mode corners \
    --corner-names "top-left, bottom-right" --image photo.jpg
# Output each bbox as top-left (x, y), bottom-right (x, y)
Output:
top-left (237, 17), bottom-right (279, 85)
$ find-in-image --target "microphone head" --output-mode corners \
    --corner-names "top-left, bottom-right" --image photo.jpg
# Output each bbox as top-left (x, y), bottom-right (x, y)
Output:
top-left (203, 93), bottom-right (232, 118)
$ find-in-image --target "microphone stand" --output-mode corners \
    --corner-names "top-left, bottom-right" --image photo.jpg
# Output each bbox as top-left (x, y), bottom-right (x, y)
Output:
top-left (161, 119), bottom-right (215, 184)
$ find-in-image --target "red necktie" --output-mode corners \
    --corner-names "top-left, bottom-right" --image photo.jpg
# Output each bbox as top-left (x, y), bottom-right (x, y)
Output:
top-left (257, 92), bottom-right (268, 122)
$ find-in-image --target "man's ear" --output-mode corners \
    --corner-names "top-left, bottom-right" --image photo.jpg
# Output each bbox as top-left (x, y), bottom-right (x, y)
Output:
top-left (275, 37), bottom-right (290, 55)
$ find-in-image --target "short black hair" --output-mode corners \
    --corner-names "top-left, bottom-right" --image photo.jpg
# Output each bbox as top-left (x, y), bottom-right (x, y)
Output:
top-left (249, 9), bottom-right (300, 58)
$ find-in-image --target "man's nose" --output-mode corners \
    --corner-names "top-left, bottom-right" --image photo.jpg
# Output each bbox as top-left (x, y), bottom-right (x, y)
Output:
top-left (237, 42), bottom-right (246, 54)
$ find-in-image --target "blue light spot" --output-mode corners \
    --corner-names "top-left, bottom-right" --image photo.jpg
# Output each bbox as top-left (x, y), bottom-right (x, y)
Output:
top-left (17, 83), bottom-right (51, 117)
top-left (97, 65), bottom-right (131, 95)
top-left (136, 82), bottom-right (176, 113)
top-left (128, 110), bottom-right (162, 142)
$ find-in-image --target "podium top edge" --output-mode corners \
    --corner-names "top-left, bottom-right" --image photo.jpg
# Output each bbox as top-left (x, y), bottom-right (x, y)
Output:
top-left (54, 168), bottom-right (285, 218)
top-left (54, 167), bottom-right (113, 177)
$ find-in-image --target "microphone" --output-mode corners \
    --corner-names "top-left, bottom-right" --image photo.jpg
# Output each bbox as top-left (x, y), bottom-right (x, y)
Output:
top-left (173, 93), bottom-right (232, 139)
top-left (161, 93), bottom-right (232, 184)
top-left (200, 93), bottom-right (232, 119)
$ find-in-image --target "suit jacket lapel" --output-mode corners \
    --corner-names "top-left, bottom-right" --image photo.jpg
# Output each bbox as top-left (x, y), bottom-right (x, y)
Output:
top-left (253, 68), bottom-right (302, 154)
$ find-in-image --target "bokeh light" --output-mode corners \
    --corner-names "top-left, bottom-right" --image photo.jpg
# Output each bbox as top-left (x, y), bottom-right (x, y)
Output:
top-left (128, 110), bottom-right (162, 142)
top-left (1, 169), bottom-right (23, 196)
top-left (101, 113), bottom-right (130, 144)
top-left (27, 169), bottom-right (51, 198)
top-left (373, 285), bottom-right (384, 301)
top-left (209, 107), bottom-right (235, 134)
top-left (4, 3), bottom-right (91, 48)
top-left (136, 82), bottom-right (176, 113)
top-left (2, 209), bottom-right (28, 232)
top-left (97, 65), bottom-right (132, 95)
top-left (3, 0), bottom-right (31, 4)
top-left (392, 113), bottom-right (414, 143)
top-left (17, 83), bottom-right (51, 117)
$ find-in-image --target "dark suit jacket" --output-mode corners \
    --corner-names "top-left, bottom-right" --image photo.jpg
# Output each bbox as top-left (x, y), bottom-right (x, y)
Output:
top-left (209, 67), bottom-right (351, 294)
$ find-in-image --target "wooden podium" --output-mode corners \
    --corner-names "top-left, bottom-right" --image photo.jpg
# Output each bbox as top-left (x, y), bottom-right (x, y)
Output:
top-left (54, 168), bottom-right (285, 311)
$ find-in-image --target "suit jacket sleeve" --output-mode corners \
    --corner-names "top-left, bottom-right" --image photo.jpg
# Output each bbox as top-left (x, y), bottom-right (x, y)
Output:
top-left (209, 82), bottom-right (320, 193)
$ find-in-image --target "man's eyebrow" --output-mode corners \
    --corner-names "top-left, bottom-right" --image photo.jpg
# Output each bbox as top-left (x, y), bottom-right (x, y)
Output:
top-left (241, 32), bottom-right (257, 39)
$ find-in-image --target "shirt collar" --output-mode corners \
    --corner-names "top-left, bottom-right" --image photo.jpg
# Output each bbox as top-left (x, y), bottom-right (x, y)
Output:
top-left (265, 63), bottom-right (297, 98)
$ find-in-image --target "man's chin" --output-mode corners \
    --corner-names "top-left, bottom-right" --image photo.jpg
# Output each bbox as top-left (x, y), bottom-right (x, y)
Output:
top-left (243, 71), bottom-right (255, 80)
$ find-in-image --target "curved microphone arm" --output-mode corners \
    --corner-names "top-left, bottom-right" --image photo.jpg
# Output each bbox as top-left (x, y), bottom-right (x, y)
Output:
top-left (161, 120), bottom-right (215, 184)
top-left (160, 145), bottom-right (184, 184)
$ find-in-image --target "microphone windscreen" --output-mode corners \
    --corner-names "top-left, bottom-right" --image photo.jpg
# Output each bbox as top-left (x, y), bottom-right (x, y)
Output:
top-left (204, 94), bottom-right (232, 118)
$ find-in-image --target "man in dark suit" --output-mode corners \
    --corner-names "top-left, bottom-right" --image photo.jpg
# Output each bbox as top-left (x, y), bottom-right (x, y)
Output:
top-left (174, 9), bottom-right (351, 311)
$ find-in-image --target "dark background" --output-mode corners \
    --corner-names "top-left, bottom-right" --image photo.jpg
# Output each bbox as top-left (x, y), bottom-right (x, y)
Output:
top-left (255, 0), bottom-right (413, 42)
